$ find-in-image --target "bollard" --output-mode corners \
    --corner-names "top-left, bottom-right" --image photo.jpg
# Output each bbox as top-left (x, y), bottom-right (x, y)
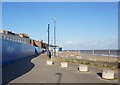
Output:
top-left (46, 60), bottom-right (53, 65)
top-left (79, 65), bottom-right (88, 72)
top-left (102, 70), bottom-right (114, 79)
top-left (61, 62), bottom-right (68, 68)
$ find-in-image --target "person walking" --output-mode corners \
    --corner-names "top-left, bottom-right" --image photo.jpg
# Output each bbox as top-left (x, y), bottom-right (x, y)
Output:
top-left (47, 50), bottom-right (51, 58)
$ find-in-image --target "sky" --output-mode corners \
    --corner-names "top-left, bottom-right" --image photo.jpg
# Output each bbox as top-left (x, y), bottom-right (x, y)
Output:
top-left (2, 2), bottom-right (118, 50)
top-left (1, 0), bottom-right (120, 2)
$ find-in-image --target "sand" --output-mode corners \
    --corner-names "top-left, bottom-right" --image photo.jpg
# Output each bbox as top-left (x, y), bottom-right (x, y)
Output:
top-left (57, 51), bottom-right (118, 62)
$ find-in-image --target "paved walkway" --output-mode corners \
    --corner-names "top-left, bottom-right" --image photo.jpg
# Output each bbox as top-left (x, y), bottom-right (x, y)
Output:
top-left (3, 53), bottom-right (118, 84)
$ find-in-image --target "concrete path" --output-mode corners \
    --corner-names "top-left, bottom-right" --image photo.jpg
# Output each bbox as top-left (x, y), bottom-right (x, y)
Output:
top-left (3, 53), bottom-right (118, 84)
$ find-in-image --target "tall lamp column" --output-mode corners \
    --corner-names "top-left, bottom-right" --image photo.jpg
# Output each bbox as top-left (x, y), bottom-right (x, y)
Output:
top-left (52, 17), bottom-right (56, 57)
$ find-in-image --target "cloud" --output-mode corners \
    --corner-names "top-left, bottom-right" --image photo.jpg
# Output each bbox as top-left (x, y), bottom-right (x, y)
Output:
top-left (65, 41), bottom-right (73, 44)
top-left (81, 36), bottom-right (118, 49)
top-left (61, 35), bottom-right (118, 50)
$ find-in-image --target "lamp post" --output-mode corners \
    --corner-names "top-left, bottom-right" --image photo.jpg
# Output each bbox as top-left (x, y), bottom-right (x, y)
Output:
top-left (48, 24), bottom-right (50, 50)
top-left (47, 24), bottom-right (50, 58)
top-left (52, 17), bottom-right (56, 57)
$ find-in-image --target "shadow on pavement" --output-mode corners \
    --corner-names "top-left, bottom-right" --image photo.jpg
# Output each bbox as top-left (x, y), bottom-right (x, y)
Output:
top-left (55, 72), bottom-right (62, 84)
top-left (2, 54), bottom-right (40, 84)
top-left (97, 73), bottom-right (102, 78)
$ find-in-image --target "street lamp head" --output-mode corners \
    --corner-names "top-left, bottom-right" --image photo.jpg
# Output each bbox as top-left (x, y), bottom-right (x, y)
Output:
top-left (52, 17), bottom-right (56, 21)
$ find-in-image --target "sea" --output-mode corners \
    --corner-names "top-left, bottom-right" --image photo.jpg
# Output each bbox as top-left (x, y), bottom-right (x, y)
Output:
top-left (64, 50), bottom-right (120, 57)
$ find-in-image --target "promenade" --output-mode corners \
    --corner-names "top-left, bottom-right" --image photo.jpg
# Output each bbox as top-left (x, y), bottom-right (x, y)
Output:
top-left (3, 53), bottom-right (118, 84)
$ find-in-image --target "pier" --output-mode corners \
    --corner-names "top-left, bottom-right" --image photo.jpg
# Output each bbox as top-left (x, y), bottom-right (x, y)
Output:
top-left (3, 53), bottom-right (118, 84)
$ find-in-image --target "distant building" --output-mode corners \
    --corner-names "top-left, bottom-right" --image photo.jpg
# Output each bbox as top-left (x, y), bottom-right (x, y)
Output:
top-left (49, 46), bottom-right (62, 52)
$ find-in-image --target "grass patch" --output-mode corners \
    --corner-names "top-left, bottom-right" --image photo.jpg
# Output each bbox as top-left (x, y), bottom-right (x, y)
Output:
top-left (54, 57), bottom-right (118, 70)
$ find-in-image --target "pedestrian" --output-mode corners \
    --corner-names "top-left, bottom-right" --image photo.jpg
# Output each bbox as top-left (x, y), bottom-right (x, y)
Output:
top-left (47, 50), bottom-right (51, 58)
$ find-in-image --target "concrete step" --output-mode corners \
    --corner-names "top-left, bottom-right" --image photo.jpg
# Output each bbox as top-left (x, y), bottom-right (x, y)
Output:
top-left (61, 62), bottom-right (68, 68)
top-left (79, 65), bottom-right (88, 72)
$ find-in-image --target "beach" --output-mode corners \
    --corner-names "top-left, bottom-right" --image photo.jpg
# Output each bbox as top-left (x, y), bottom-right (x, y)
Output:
top-left (57, 51), bottom-right (118, 62)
